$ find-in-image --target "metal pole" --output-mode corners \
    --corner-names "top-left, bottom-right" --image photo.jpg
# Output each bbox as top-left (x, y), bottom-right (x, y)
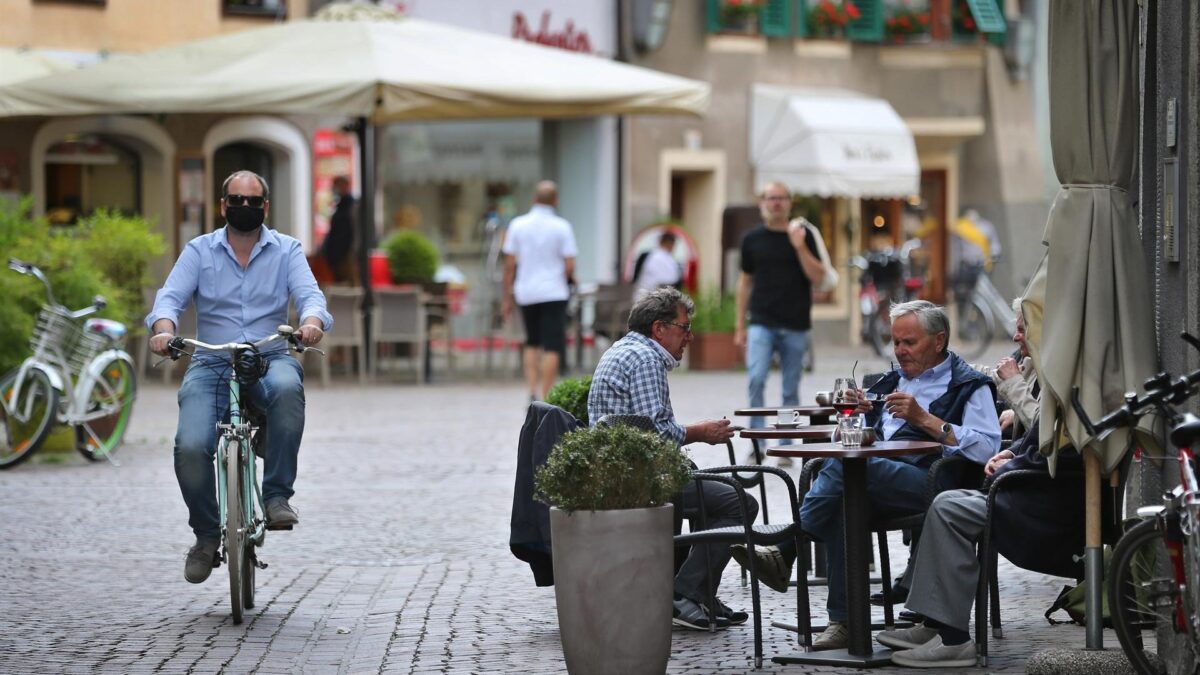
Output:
top-left (1084, 450), bottom-right (1103, 649)
top-left (356, 117), bottom-right (376, 373)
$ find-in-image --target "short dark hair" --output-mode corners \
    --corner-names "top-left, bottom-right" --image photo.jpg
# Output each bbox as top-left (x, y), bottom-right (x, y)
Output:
top-left (221, 170), bottom-right (270, 200)
top-left (628, 287), bottom-right (694, 336)
top-left (659, 232), bottom-right (677, 247)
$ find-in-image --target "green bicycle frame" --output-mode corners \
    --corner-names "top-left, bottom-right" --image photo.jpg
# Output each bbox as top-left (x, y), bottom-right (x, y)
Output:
top-left (216, 377), bottom-right (266, 549)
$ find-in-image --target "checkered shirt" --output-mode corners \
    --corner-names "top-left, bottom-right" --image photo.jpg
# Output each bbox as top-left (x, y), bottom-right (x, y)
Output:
top-left (587, 331), bottom-right (686, 445)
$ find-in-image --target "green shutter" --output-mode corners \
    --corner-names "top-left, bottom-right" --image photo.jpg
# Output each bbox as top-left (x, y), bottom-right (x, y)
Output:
top-left (795, 0), bottom-right (810, 37)
top-left (966, 0), bottom-right (1007, 34)
top-left (705, 0), bottom-right (723, 33)
top-left (846, 0), bottom-right (884, 42)
top-left (761, 0), bottom-right (792, 37)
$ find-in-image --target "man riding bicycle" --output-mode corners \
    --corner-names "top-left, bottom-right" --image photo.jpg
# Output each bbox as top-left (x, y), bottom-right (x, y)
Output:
top-left (147, 170), bottom-right (331, 584)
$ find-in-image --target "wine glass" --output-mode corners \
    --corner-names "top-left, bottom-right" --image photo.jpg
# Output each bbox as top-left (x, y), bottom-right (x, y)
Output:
top-left (833, 378), bottom-right (860, 418)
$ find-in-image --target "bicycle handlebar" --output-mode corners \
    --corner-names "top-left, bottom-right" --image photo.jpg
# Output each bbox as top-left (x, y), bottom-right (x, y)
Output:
top-left (1070, 332), bottom-right (1200, 437)
top-left (166, 325), bottom-right (325, 361)
top-left (9, 257), bottom-right (107, 316)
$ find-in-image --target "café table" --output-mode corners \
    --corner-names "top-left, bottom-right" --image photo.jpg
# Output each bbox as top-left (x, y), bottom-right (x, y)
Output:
top-left (738, 425), bottom-right (836, 442)
top-left (734, 405), bottom-right (837, 426)
top-left (765, 440), bottom-right (942, 668)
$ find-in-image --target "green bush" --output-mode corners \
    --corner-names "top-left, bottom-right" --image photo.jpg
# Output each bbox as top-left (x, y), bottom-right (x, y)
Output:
top-left (690, 289), bottom-right (737, 334)
top-left (0, 199), bottom-right (162, 374)
top-left (535, 423), bottom-right (692, 512)
top-left (545, 376), bottom-right (592, 426)
top-left (382, 230), bottom-right (439, 284)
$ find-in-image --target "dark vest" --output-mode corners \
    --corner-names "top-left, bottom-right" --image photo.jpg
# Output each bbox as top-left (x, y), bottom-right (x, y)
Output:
top-left (865, 352), bottom-right (996, 466)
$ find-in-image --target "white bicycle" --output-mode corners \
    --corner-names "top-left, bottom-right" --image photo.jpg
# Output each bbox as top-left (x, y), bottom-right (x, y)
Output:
top-left (0, 258), bottom-right (137, 468)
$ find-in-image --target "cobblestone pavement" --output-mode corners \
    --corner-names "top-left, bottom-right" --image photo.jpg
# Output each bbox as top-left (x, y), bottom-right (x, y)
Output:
top-left (0, 344), bottom-right (1119, 674)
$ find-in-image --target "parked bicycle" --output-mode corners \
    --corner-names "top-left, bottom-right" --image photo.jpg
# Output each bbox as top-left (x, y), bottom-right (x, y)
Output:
top-left (949, 261), bottom-right (1016, 361)
top-left (850, 240), bottom-right (924, 358)
top-left (164, 326), bottom-right (322, 624)
top-left (0, 258), bottom-right (136, 468)
top-left (1068, 333), bottom-right (1200, 675)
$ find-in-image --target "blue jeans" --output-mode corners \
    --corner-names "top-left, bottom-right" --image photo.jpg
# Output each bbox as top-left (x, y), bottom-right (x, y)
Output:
top-left (175, 353), bottom-right (305, 539)
top-left (798, 457), bottom-right (929, 622)
top-left (746, 324), bottom-right (810, 431)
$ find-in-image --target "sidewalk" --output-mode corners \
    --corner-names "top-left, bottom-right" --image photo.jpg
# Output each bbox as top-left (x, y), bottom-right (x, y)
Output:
top-left (0, 343), bottom-right (1113, 674)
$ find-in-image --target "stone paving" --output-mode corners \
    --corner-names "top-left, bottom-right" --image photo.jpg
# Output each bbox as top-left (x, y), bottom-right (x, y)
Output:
top-left (0, 343), bottom-right (1125, 674)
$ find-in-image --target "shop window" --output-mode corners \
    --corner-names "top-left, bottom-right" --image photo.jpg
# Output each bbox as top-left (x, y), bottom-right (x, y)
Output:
top-left (223, 0), bottom-right (286, 18)
top-left (44, 135), bottom-right (139, 225)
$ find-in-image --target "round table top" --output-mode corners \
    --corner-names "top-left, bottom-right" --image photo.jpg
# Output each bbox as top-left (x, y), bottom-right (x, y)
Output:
top-left (739, 425), bottom-right (837, 440)
top-left (765, 440), bottom-right (943, 459)
top-left (733, 406), bottom-right (837, 417)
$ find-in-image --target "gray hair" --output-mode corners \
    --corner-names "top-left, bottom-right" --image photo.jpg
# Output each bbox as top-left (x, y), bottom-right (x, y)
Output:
top-left (889, 300), bottom-right (950, 350)
top-left (221, 170), bottom-right (271, 200)
top-left (628, 287), bottom-right (694, 336)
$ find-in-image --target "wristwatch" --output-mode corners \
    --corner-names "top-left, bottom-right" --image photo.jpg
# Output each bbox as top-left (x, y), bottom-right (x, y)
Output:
top-left (937, 421), bottom-right (953, 444)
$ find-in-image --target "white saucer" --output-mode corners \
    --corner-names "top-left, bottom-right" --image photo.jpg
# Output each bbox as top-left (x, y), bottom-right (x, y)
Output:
top-left (773, 422), bottom-right (801, 429)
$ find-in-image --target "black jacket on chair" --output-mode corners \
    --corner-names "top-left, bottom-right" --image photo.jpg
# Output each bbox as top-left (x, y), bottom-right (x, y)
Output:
top-left (509, 402), bottom-right (579, 587)
top-left (988, 420), bottom-right (1089, 579)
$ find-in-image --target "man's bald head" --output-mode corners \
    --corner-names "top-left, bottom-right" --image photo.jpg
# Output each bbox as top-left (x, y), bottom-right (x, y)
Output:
top-left (534, 180), bottom-right (558, 206)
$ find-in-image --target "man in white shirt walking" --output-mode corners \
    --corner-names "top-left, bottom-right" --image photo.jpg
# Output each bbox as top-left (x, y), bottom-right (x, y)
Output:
top-left (502, 180), bottom-right (578, 401)
top-left (633, 231), bottom-right (682, 300)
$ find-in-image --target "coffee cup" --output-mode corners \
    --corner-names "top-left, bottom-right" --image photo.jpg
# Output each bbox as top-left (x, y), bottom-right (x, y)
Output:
top-left (814, 391), bottom-right (832, 406)
top-left (777, 409), bottom-right (800, 426)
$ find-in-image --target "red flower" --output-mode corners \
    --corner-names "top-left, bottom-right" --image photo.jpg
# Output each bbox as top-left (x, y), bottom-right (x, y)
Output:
top-left (899, 16), bottom-right (910, 28)
top-left (918, 12), bottom-right (929, 25)
top-left (846, 2), bottom-right (860, 20)
top-left (964, 16), bottom-right (976, 30)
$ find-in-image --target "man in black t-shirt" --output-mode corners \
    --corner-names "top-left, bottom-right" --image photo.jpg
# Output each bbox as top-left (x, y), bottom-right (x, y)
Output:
top-left (734, 182), bottom-right (827, 441)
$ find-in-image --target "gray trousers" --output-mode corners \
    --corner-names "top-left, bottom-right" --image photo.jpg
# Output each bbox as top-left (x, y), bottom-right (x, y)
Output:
top-left (905, 488), bottom-right (987, 632)
top-left (676, 479), bottom-right (758, 605)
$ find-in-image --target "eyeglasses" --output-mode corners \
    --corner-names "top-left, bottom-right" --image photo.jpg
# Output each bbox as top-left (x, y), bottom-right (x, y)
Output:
top-left (663, 321), bottom-right (692, 335)
top-left (224, 194), bottom-right (266, 208)
top-left (762, 195), bottom-right (790, 202)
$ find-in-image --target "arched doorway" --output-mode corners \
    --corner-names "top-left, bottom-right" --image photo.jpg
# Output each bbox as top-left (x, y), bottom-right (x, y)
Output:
top-left (43, 135), bottom-right (142, 225)
top-left (31, 116), bottom-right (175, 276)
top-left (203, 117), bottom-right (311, 251)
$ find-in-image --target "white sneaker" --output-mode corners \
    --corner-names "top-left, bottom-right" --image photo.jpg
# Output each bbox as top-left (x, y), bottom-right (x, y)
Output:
top-left (812, 621), bottom-right (848, 650)
top-left (889, 635), bottom-right (976, 668)
top-left (877, 623), bottom-right (939, 650)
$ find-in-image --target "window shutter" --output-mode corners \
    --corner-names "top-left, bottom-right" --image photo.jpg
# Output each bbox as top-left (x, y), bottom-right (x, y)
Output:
top-left (795, 0), bottom-right (810, 37)
top-left (761, 0), bottom-right (792, 37)
top-left (846, 0), bottom-right (884, 42)
top-left (966, 0), bottom-right (1007, 34)
top-left (705, 0), bottom-right (723, 33)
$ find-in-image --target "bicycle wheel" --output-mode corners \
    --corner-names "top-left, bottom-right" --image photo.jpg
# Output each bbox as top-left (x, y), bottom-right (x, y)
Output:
top-left (1109, 518), bottom-right (1171, 675)
top-left (955, 298), bottom-right (994, 361)
top-left (0, 368), bottom-right (59, 469)
top-left (224, 440), bottom-right (245, 624)
top-left (74, 356), bottom-right (136, 461)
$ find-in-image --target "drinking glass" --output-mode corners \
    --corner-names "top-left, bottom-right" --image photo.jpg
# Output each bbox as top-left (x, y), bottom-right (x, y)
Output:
top-left (833, 378), bottom-right (860, 419)
top-left (839, 414), bottom-right (864, 448)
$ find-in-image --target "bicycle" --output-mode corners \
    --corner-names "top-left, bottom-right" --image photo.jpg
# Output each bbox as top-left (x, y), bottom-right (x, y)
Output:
top-left (163, 325), bottom-right (322, 624)
top-left (0, 258), bottom-right (137, 468)
top-left (1068, 332), bottom-right (1200, 675)
top-left (949, 261), bottom-right (1016, 361)
top-left (850, 240), bottom-right (924, 358)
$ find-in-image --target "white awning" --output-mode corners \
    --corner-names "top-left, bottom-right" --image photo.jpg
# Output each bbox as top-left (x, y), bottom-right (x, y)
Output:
top-left (751, 85), bottom-right (919, 199)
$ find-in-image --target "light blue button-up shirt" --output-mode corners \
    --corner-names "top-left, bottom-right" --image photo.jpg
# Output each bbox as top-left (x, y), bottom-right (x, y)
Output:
top-left (145, 226), bottom-right (333, 353)
top-left (880, 355), bottom-right (1002, 464)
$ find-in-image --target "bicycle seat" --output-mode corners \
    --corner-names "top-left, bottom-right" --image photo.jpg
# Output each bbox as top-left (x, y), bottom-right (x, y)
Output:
top-left (1170, 413), bottom-right (1200, 449)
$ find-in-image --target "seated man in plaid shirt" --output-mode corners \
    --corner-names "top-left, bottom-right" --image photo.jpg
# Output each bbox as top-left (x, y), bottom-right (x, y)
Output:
top-left (588, 287), bottom-right (755, 631)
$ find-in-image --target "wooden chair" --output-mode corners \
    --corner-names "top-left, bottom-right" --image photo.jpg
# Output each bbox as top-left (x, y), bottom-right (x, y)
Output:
top-left (318, 286), bottom-right (367, 385)
top-left (372, 287), bottom-right (426, 384)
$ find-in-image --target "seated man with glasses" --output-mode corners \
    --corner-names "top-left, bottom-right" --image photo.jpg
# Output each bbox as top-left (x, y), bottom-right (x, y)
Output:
top-left (147, 169), bottom-right (331, 585)
top-left (588, 287), bottom-right (754, 632)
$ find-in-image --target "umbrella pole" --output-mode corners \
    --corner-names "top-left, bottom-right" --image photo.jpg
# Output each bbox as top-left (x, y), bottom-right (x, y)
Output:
top-left (357, 117), bottom-right (376, 374)
top-left (1084, 450), bottom-right (1103, 649)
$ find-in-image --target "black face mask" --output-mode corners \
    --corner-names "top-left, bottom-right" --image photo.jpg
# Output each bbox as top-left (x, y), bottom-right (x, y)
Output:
top-left (226, 205), bottom-right (265, 233)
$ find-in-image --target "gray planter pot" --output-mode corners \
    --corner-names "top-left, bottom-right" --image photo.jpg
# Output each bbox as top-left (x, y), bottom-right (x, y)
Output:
top-left (550, 504), bottom-right (674, 675)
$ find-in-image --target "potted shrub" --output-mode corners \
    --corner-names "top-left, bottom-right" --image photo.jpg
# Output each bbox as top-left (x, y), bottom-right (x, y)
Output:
top-left (717, 0), bottom-right (764, 34)
top-left (381, 230), bottom-right (439, 285)
top-left (545, 376), bottom-right (592, 426)
top-left (535, 424), bottom-right (692, 675)
top-left (688, 290), bottom-right (740, 371)
top-left (808, 0), bottom-right (861, 39)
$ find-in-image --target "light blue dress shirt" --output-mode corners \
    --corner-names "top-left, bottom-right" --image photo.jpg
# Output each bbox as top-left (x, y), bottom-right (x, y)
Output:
top-left (879, 355), bottom-right (1001, 464)
top-left (146, 226), bottom-right (333, 353)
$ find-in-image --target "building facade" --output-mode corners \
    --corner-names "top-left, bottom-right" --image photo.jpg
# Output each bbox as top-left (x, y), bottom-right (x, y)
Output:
top-left (624, 0), bottom-right (1049, 343)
